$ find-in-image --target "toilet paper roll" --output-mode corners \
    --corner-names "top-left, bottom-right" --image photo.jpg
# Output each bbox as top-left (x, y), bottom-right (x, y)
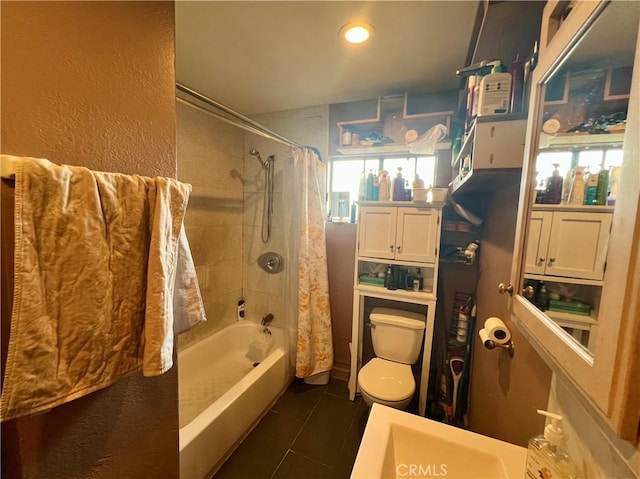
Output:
top-left (478, 328), bottom-right (491, 346)
top-left (484, 317), bottom-right (511, 345)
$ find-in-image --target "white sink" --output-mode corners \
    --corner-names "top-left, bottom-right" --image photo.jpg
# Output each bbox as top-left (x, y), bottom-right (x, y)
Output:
top-left (351, 404), bottom-right (527, 479)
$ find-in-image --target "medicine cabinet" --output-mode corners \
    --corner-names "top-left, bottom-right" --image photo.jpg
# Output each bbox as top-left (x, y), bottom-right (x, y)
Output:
top-left (509, 0), bottom-right (640, 440)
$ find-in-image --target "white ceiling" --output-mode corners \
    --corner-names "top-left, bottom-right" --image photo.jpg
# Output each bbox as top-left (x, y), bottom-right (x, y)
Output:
top-left (175, 1), bottom-right (480, 115)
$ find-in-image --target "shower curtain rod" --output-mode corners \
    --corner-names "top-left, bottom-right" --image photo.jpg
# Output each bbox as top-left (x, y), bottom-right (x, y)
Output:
top-left (176, 83), bottom-right (305, 150)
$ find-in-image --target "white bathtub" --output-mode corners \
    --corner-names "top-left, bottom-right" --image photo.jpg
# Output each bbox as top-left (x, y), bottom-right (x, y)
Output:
top-left (179, 321), bottom-right (289, 479)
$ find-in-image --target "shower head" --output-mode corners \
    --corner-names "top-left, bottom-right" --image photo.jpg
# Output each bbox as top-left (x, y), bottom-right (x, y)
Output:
top-left (249, 148), bottom-right (269, 169)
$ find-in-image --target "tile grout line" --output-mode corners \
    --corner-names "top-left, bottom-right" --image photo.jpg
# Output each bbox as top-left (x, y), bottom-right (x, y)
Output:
top-left (269, 385), bottom-right (329, 479)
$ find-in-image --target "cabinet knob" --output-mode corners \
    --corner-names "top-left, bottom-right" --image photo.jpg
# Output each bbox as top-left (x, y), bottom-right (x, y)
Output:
top-left (498, 282), bottom-right (514, 296)
top-left (548, 258), bottom-right (556, 266)
top-left (390, 245), bottom-right (395, 252)
top-left (537, 257), bottom-right (545, 266)
top-left (396, 245), bottom-right (402, 252)
top-left (523, 286), bottom-right (535, 299)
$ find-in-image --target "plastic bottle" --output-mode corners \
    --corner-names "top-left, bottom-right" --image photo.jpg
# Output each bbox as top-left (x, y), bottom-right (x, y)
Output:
top-left (372, 172), bottom-right (380, 201)
top-left (237, 299), bottom-right (245, 321)
top-left (379, 170), bottom-right (390, 202)
top-left (522, 41), bottom-right (539, 113)
top-left (342, 129), bottom-right (352, 146)
top-left (545, 163), bottom-right (563, 204)
top-left (413, 173), bottom-right (425, 189)
top-left (456, 307), bottom-right (469, 343)
top-left (415, 268), bottom-right (424, 290)
top-left (561, 167), bottom-right (574, 205)
top-left (392, 167), bottom-right (406, 201)
top-left (384, 265), bottom-right (397, 290)
top-left (585, 171), bottom-right (598, 205)
top-left (525, 410), bottom-right (580, 479)
top-left (365, 170), bottom-right (374, 201)
top-left (461, 155), bottom-right (471, 176)
top-left (596, 168), bottom-right (609, 205)
top-left (358, 170), bottom-right (366, 201)
top-left (537, 282), bottom-right (549, 311)
top-left (567, 167), bottom-right (585, 206)
top-left (478, 63), bottom-right (512, 116)
top-left (509, 54), bottom-right (524, 113)
top-left (465, 75), bottom-right (477, 132)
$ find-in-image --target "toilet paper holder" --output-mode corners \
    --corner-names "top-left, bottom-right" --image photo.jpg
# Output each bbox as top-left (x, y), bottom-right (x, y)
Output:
top-left (481, 336), bottom-right (515, 357)
top-left (479, 317), bottom-right (515, 357)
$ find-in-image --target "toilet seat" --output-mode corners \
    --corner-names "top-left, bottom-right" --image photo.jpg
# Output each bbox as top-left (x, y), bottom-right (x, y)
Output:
top-left (358, 358), bottom-right (415, 402)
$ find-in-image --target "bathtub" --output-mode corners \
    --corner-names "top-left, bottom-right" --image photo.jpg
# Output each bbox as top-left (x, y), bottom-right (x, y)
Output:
top-left (179, 321), bottom-right (289, 479)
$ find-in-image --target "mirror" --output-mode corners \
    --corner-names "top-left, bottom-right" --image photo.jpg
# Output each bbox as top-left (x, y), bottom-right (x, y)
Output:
top-left (520, 1), bottom-right (639, 356)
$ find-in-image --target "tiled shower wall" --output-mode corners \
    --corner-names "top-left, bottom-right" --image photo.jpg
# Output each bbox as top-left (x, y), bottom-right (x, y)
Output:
top-left (176, 102), bottom-right (329, 349)
top-left (177, 101), bottom-right (245, 348)
top-left (242, 106), bottom-right (330, 330)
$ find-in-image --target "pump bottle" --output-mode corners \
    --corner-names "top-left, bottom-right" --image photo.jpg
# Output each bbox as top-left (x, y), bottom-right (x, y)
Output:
top-left (525, 410), bottom-right (580, 479)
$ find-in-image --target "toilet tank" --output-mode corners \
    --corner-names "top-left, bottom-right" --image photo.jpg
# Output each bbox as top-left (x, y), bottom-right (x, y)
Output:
top-left (369, 308), bottom-right (425, 364)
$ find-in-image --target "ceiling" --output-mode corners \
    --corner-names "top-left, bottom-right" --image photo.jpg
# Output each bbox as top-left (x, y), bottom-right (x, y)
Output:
top-left (175, 1), bottom-right (480, 115)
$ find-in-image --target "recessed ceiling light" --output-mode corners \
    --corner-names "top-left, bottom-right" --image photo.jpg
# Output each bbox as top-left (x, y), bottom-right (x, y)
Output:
top-left (341, 23), bottom-right (374, 44)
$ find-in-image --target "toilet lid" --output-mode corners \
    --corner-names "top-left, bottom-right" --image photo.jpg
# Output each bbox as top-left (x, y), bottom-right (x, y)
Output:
top-left (358, 358), bottom-right (415, 402)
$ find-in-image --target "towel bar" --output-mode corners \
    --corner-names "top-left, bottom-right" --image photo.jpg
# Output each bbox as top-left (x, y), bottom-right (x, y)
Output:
top-left (1, 155), bottom-right (19, 179)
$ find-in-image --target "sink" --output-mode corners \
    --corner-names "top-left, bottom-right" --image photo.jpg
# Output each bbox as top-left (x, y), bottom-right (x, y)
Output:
top-left (351, 404), bottom-right (527, 479)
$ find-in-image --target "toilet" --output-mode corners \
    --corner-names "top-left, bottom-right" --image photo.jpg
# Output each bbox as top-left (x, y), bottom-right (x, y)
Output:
top-left (357, 307), bottom-right (426, 410)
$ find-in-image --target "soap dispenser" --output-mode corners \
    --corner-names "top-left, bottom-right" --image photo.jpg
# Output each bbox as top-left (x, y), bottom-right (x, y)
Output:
top-left (525, 410), bottom-right (580, 479)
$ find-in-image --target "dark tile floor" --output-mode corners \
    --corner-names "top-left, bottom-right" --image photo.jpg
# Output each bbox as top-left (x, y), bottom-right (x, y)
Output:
top-left (214, 379), bottom-right (369, 479)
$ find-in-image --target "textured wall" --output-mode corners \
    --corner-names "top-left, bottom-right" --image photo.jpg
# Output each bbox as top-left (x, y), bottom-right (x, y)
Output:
top-left (468, 183), bottom-right (552, 447)
top-left (325, 223), bottom-right (357, 378)
top-left (176, 102), bottom-right (245, 349)
top-left (1, 2), bottom-right (179, 477)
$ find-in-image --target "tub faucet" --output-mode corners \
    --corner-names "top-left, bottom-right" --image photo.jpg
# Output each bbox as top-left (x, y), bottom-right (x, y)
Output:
top-left (261, 313), bottom-right (274, 327)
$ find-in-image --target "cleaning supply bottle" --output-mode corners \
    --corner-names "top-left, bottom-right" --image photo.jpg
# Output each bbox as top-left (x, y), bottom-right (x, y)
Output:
top-left (525, 410), bottom-right (580, 479)
top-left (567, 166), bottom-right (585, 206)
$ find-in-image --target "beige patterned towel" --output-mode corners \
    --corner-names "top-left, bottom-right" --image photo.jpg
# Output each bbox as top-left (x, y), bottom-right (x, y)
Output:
top-left (0, 155), bottom-right (206, 421)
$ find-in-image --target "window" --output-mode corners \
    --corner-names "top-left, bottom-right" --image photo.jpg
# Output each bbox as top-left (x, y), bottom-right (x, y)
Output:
top-left (328, 156), bottom-right (436, 220)
top-left (534, 147), bottom-right (623, 189)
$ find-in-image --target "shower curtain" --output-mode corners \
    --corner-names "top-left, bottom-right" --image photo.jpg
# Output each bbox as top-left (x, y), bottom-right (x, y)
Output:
top-left (283, 148), bottom-right (333, 378)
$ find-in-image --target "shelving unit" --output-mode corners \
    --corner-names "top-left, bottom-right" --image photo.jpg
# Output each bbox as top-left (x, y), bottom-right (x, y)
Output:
top-left (336, 94), bottom-right (453, 156)
top-left (348, 202), bottom-right (444, 417)
top-left (451, 115), bottom-right (527, 195)
top-left (539, 131), bottom-right (626, 150)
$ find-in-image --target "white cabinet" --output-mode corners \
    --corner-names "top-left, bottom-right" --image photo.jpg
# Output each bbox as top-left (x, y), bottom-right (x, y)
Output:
top-left (349, 202), bottom-right (443, 417)
top-left (525, 207), bottom-right (613, 281)
top-left (359, 206), bottom-right (439, 263)
top-left (451, 117), bottom-right (527, 194)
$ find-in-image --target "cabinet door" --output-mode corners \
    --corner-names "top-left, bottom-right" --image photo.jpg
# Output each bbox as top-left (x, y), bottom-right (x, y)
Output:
top-left (358, 207), bottom-right (397, 260)
top-left (525, 211), bottom-right (553, 274)
top-left (473, 119), bottom-right (527, 169)
top-left (395, 208), bottom-right (439, 263)
top-left (546, 212), bottom-right (612, 280)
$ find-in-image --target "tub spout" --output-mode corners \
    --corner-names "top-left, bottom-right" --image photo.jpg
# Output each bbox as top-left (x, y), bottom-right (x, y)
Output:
top-left (261, 313), bottom-right (274, 326)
